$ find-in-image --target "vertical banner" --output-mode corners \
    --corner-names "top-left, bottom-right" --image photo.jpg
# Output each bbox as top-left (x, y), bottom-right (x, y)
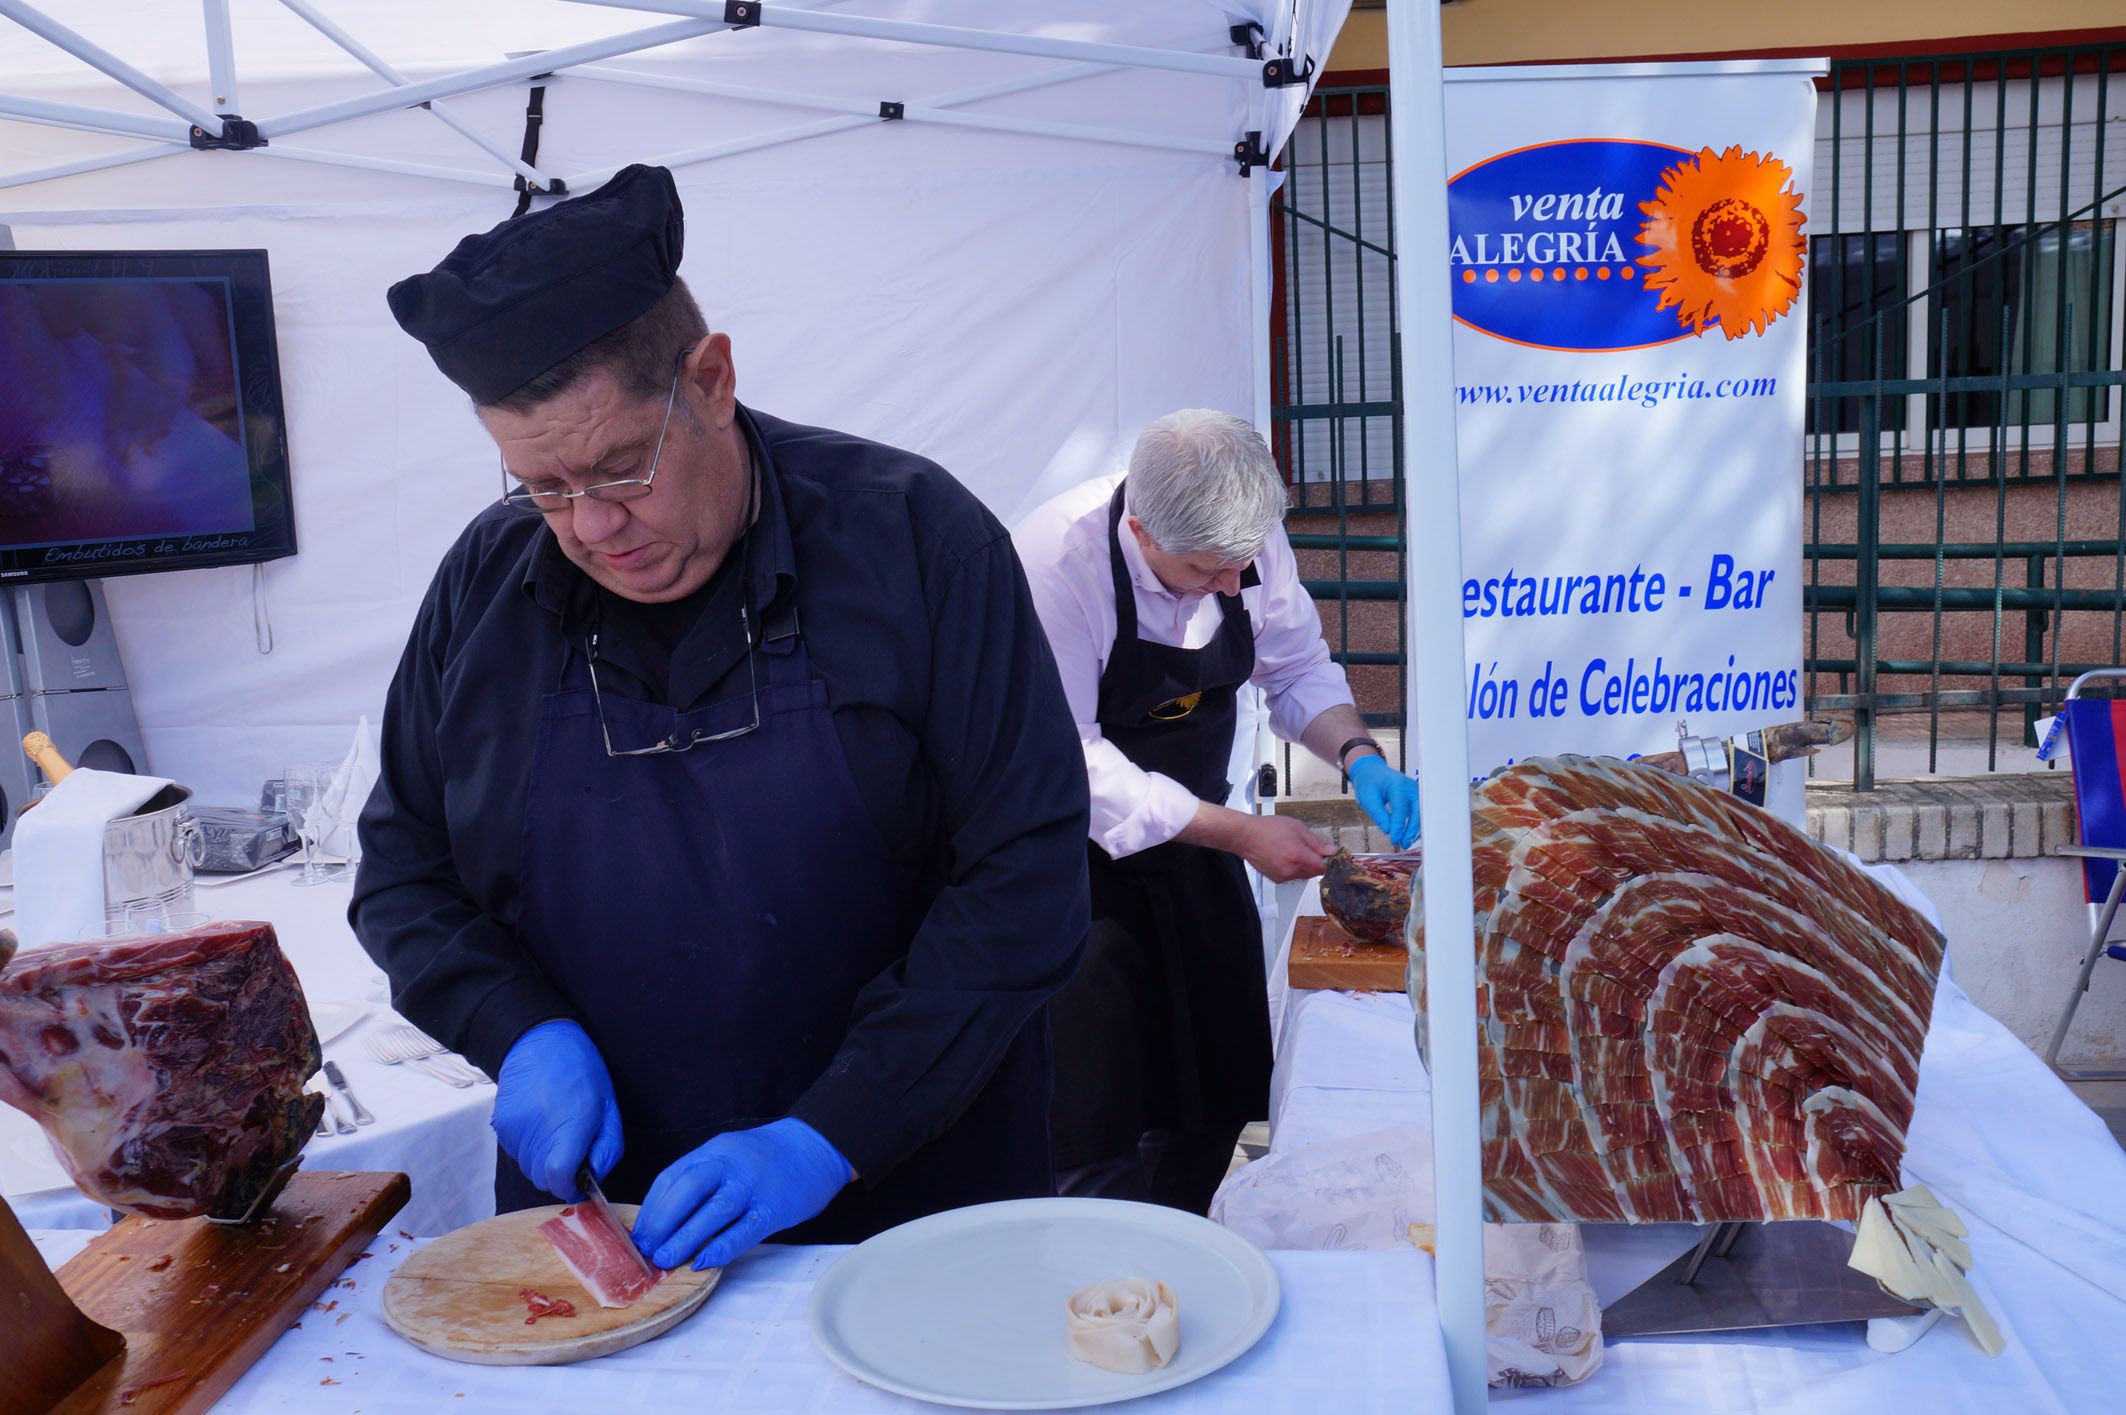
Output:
top-left (1441, 62), bottom-right (1821, 813)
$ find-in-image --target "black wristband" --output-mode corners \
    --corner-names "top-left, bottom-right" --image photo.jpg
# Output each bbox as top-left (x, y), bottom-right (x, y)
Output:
top-left (1337, 735), bottom-right (1382, 770)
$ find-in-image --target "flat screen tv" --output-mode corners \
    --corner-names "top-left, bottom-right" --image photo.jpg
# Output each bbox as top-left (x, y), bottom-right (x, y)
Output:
top-left (0, 248), bottom-right (295, 585)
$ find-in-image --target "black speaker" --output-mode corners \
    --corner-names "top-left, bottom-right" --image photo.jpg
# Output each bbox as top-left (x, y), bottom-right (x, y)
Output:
top-left (27, 687), bottom-right (147, 778)
top-left (13, 581), bottom-right (130, 692)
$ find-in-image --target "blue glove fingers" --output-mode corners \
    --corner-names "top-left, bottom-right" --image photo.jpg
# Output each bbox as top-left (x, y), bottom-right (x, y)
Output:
top-left (535, 1119), bottom-right (595, 1202)
top-left (589, 1098), bottom-right (624, 1182)
top-left (1389, 779), bottom-right (1416, 848)
top-left (632, 1150), bottom-right (727, 1260)
top-left (1348, 757), bottom-right (1397, 839)
top-left (651, 1173), bottom-right (753, 1272)
top-left (694, 1205), bottom-right (776, 1271)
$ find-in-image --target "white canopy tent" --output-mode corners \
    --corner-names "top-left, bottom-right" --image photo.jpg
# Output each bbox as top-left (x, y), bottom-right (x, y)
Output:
top-left (4, 3), bottom-right (1499, 1409)
top-left (0, 0), bottom-right (1344, 796)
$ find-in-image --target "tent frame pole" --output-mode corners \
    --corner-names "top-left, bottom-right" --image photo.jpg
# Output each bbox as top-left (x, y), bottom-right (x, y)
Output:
top-left (252, 18), bottom-right (722, 139)
top-left (563, 50), bottom-right (1189, 190)
top-left (248, 142), bottom-right (523, 188)
top-left (0, 142), bottom-right (188, 192)
top-left (0, 0), bottom-right (224, 133)
top-left (255, 0), bottom-right (854, 140)
top-left (0, 91), bottom-right (191, 143)
top-left (276, 0), bottom-right (558, 190)
top-left (202, 0), bottom-right (239, 114)
top-left (572, 0), bottom-right (1260, 83)
top-left (566, 63), bottom-right (1230, 160)
top-left (1386, 2), bottom-right (1489, 1411)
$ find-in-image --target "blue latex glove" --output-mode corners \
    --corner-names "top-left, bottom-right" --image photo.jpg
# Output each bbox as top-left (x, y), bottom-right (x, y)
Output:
top-left (631, 1118), bottom-right (854, 1271)
top-left (1349, 754), bottom-right (1421, 849)
top-left (490, 1019), bottom-right (624, 1202)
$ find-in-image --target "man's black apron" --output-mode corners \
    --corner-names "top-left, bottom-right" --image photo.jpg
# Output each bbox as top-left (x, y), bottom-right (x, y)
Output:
top-left (493, 596), bottom-right (1053, 1239)
top-left (1048, 484), bottom-right (1272, 1167)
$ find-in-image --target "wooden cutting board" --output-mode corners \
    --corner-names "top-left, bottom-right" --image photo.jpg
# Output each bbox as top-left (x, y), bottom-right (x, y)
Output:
top-left (40, 1169), bottom-right (409, 1414)
top-left (1288, 915), bottom-right (1407, 992)
top-left (382, 1204), bottom-right (717, 1366)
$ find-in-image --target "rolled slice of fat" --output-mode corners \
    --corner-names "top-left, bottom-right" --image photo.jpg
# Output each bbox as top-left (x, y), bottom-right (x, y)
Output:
top-left (1066, 1278), bottom-right (1181, 1374)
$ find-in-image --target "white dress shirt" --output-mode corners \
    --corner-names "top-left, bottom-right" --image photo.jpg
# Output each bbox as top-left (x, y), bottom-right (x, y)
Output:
top-left (1013, 471), bottom-right (1357, 859)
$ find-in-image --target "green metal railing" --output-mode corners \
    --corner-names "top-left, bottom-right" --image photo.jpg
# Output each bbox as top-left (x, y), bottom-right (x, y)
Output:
top-left (1272, 79), bottom-right (1408, 757)
top-left (1807, 46), bottom-right (2126, 787)
top-left (1272, 52), bottom-right (2126, 790)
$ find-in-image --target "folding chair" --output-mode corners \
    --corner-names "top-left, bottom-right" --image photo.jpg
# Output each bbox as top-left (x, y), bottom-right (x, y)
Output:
top-left (2043, 668), bottom-right (2126, 1079)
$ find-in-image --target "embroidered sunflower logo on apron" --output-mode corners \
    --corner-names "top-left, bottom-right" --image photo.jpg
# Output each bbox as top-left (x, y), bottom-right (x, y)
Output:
top-left (1633, 145), bottom-right (1806, 340)
top-left (1148, 691), bottom-right (1203, 721)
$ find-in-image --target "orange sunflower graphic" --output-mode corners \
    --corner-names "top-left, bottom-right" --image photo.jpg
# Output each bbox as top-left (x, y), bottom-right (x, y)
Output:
top-left (1634, 145), bottom-right (1806, 340)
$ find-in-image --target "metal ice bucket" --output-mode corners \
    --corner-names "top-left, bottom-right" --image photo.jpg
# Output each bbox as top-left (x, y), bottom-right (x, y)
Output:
top-left (101, 784), bottom-right (205, 927)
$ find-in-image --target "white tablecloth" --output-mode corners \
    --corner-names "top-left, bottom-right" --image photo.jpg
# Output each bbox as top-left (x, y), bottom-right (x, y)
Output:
top-left (28, 1230), bottom-right (1451, 1414)
top-left (1248, 870), bottom-right (2126, 1412)
top-left (1, 866), bottom-right (496, 1236)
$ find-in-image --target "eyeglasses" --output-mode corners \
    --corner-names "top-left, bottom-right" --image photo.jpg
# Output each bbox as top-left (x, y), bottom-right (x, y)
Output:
top-left (585, 619), bottom-right (761, 756)
top-left (499, 357), bottom-right (687, 512)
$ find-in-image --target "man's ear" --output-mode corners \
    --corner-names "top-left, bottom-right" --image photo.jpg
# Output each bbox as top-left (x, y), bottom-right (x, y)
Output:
top-left (1126, 515), bottom-right (1159, 554)
top-left (683, 332), bottom-right (737, 429)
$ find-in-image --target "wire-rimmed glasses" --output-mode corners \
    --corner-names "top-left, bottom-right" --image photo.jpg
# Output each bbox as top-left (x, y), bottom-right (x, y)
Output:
top-left (585, 617), bottom-right (761, 757)
top-left (499, 355), bottom-right (687, 512)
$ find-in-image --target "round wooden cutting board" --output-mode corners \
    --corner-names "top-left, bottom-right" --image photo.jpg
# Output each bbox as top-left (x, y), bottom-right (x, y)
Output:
top-left (382, 1204), bottom-right (719, 1365)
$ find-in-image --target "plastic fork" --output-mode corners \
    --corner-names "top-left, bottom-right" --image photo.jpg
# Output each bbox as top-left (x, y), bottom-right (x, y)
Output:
top-left (363, 1028), bottom-right (482, 1087)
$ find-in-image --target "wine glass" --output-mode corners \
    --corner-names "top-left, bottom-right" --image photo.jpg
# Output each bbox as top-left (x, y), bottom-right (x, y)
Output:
top-left (283, 763), bottom-right (342, 887)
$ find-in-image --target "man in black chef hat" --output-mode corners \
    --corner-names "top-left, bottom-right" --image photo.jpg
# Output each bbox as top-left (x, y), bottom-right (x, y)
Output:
top-left (355, 165), bottom-right (1089, 1272)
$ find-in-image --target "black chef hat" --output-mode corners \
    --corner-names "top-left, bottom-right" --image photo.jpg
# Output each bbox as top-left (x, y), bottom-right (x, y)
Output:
top-left (387, 164), bottom-right (684, 405)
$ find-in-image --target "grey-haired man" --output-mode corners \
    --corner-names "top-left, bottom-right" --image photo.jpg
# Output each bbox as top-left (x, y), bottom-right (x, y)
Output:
top-left (1013, 409), bottom-right (1420, 1213)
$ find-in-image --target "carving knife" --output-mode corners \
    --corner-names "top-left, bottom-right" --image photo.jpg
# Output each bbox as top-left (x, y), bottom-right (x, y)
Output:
top-left (575, 1161), bottom-right (659, 1270)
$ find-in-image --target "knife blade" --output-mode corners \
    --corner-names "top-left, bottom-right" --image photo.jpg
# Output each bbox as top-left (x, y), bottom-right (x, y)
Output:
top-left (573, 1161), bottom-right (662, 1282)
top-left (322, 1060), bottom-right (375, 1126)
top-left (576, 1161), bottom-right (620, 1217)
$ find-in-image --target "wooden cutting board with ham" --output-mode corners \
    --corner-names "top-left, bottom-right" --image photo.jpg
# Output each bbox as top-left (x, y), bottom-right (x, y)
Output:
top-left (381, 1205), bottom-right (718, 1366)
top-left (1288, 915), bottom-right (1405, 992)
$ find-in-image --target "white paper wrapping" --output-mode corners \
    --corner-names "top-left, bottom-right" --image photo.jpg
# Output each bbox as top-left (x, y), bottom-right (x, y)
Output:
top-left (1212, 1127), bottom-right (1603, 1387)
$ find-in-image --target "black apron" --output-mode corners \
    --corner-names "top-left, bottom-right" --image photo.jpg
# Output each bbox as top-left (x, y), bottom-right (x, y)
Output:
top-left (493, 597), bottom-right (1053, 1238)
top-left (1048, 484), bottom-right (1271, 1167)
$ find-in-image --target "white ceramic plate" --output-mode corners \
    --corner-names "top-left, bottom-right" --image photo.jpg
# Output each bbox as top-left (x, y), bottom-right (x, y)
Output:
top-left (809, 1198), bottom-right (1280, 1410)
top-left (309, 1000), bottom-right (367, 1045)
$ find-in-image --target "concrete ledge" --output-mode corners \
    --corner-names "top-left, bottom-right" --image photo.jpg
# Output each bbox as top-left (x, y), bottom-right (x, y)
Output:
top-left (1805, 773), bottom-right (2076, 863)
top-left (1282, 770), bottom-right (2080, 866)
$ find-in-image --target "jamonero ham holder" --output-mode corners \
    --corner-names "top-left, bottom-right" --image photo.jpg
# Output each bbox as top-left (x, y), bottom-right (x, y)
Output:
top-left (0, 919), bottom-right (409, 1415)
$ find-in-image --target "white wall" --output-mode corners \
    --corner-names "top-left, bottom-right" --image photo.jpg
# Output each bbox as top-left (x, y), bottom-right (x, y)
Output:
top-left (1907, 854), bottom-right (2126, 1063)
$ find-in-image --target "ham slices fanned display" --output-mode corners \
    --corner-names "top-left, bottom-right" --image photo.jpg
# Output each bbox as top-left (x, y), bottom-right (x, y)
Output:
top-left (1404, 756), bottom-right (1945, 1226)
top-left (0, 920), bottom-right (324, 1220)
top-left (538, 1201), bottom-right (663, 1308)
